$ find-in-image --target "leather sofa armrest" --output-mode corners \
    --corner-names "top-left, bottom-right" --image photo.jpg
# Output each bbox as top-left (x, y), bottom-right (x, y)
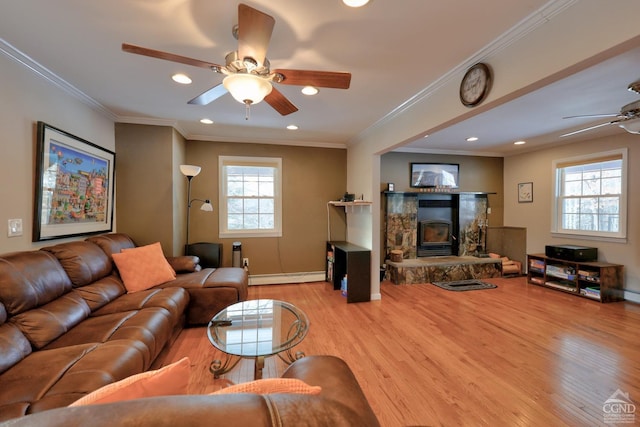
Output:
top-left (166, 256), bottom-right (201, 273)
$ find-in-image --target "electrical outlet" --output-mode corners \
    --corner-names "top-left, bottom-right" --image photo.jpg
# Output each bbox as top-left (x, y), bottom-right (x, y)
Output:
top-left (242, 258), bottom-right (249, 268)
top-left (8, 218), bottom-right (23, 237)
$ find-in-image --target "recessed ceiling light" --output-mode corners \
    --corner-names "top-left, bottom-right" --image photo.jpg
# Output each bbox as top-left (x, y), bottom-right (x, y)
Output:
top-left (466, 136), bottom-right (478, 142)
top-left (343, 0), bottom-right (370, 7)
top-left (301, 86), bottom-right (319, 95)
top-left (171, 73), bottom-right (192, 84)
top-left (514, 140), bottom-right (526, 145)
top-left (200, 118), bottom-right (213, 124)
top-left (287, 125), bottom-right (298, 130)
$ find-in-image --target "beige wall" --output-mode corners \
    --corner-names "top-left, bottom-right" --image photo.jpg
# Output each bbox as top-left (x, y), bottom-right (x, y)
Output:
top-left (114, 123), bottom-right (186, 255)
top-left (0, 51), bottom-right (115, 254)
top-left (504, 132), bottom-right (640, 294)
top-left (183, 140), bottom-right (347, 274)
top-left (380, 152), bottom-right (504, 264)
top-left (381, 152), bottom-right (504, 225)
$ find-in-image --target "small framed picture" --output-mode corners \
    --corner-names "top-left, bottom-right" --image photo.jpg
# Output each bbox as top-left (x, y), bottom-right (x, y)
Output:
top-left (518, 182), bottom-right (533, 203)
top-left (388, 183), bottom-right (395, 192)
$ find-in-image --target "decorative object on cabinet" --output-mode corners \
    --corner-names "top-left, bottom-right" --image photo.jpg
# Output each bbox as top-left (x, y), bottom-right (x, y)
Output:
top-left (33, 122), bottom-right (115, 241)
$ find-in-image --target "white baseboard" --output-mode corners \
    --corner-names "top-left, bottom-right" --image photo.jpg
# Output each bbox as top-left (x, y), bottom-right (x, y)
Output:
top-left (248, 271), bottom-right (326, 286)
top-left (623, 290), bottom-right (640, 304)
top-left (247, 271), bottom-right (383, 302)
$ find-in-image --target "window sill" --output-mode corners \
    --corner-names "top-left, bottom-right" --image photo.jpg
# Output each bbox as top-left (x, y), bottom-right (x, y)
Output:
top-left (550, 232), bottom-right (627, 244)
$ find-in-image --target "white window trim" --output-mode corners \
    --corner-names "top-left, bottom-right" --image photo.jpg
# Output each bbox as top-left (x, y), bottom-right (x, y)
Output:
top-left (550, 148), bottom-right (627, 242)
top-left (219, 155), bottom-right (282, 238)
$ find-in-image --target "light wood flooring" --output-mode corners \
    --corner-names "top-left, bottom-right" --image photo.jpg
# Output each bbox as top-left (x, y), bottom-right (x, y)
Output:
top-left (157, 277), bottom-right (640, 426)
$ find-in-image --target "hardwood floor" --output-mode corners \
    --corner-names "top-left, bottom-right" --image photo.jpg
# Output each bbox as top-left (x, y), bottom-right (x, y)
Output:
top-left (157, 277), bottom-right (640, 426)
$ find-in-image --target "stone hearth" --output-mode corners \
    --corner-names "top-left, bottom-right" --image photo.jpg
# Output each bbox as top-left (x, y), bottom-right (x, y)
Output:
top-left (386, 256), bottom-right (501, 285)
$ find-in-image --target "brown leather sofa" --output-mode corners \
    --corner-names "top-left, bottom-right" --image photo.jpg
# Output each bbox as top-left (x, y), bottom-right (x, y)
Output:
top-left (0, 233), bottom-right (248, 421)
top-left (0, 355), bottom-right (380, 427)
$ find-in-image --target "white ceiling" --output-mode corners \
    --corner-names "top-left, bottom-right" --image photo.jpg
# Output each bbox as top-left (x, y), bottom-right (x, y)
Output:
top-left (1, 0), bottom-right (639, 154)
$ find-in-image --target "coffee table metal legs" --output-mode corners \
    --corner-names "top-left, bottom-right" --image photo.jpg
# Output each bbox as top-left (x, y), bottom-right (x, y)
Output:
top-left (211, 348), bottom-right (305, 380)
top-left (278, 348), bottom-right (306, 365)
top-left (210, 354), bottom-right (241, 379)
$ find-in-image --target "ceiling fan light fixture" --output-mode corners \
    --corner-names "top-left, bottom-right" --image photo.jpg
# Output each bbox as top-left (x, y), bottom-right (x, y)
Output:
top-left (619, 118), bottom-right (640, 134)
top-left (223, 73), bottom-right (273, 105)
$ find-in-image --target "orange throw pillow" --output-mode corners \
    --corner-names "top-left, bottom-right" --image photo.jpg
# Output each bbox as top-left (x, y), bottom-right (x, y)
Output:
top-left (212, 378), bottom-right (321, 395)
top-left (69, 357), bottom-right (191, 406)
top-left (112, 242), bottom-right (176, 293)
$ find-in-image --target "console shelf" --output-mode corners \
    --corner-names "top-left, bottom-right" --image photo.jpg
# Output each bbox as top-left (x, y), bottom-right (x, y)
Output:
top-left (527, 253), bottom-right (624, 303)
top-left (326, 241), bottom-right (371, 303)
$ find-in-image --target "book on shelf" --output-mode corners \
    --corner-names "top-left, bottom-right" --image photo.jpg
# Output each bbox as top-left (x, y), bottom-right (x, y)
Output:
top-left (529, 259), bottom-right (545, 269)
top-left (545, 280), bottom-right (577, 292)
top-left (530, 277), bottom-right (545, 285)
top-left (578, 269), bottom-right (599, 277)
top-left (578, 270), bottom-right (599, 282)
top-left (580, 287), bottom-right (601, 299)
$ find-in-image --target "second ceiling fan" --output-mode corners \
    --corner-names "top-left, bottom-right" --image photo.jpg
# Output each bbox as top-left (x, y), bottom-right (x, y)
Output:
top-left (122, 3), bottom-right (351, 116)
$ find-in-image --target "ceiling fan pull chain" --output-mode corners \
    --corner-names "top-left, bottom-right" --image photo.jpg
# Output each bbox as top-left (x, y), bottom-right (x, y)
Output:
top-left (245, 102), bottom-right (250, 120)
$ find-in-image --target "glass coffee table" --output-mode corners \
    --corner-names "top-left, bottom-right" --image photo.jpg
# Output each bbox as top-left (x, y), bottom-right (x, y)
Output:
top-left (207, 299), bottom-right (309, 379)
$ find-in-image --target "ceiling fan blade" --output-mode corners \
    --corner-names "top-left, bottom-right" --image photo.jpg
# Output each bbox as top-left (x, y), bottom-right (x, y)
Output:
top-left (273, 69), bottom-right (351, 89)
top-left (560, 121), bottom-right (616, 138)
top-left (188, 84), bottom-right (228, 105)
top-left (563, 113), bottom-right (618, 119)
top-left (122, 43), bottom-right (221, 70)
top-left (237, 4), bottom-right (275, 67)
top-left (264, 87), bottom-right (298, 116)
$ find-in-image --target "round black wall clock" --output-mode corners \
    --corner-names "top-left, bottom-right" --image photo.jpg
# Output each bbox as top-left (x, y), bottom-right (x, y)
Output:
top-left (459, 63), bottom-right (492, 107)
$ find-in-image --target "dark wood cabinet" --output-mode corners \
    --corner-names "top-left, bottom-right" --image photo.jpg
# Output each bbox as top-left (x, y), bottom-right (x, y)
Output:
top-left (527, 253), bottom-right (624, 303)
top-left (326, 241), bottom-right (371, 303)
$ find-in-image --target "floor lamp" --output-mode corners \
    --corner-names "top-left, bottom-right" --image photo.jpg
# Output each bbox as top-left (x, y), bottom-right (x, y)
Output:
top-left (180, 165), bottom-right (213, 255)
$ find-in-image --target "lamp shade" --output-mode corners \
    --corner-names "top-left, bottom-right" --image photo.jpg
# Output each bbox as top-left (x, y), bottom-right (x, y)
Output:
top-left (200, 200), bottom-right (214, 211)
top-left (180, 165), bottom-right (201, 177)
top-left (619, 118), bottom-right (640, 134)
top-left (223, 74), bottom-right (273, 105)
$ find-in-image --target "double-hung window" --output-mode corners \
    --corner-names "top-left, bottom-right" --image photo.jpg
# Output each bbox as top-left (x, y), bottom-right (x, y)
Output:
top-left (219, 156), bottom-right (282, 238)
top-left (552, 148), bottom-right (627, 240)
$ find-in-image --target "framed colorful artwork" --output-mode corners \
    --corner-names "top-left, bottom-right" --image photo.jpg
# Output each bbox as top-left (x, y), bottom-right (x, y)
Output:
top-left (33, 122), bottom-right (115, 241)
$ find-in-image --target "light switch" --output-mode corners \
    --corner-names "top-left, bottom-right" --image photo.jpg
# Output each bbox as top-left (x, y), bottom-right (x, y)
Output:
top-left (8, 219), bottom-right (23, 237)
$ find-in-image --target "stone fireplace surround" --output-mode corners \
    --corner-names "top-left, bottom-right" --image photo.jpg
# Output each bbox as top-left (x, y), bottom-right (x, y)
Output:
top-left (383, 191), bottom-right (501, 284)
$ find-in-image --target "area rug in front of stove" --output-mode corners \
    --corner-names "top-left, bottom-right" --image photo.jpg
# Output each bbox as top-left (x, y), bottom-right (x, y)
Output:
top-left (430, 279), bottom-right (497, 291)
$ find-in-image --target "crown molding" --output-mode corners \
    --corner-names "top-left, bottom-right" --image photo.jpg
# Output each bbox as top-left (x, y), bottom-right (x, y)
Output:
top-left (0, 38), bottom-right (117, 120)
top-left (352, 0), bottom-right (578, 145)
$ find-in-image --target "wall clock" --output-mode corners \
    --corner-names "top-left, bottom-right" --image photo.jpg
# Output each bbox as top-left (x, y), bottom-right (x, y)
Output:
top-left (459, 63), bottom-right (492, 107)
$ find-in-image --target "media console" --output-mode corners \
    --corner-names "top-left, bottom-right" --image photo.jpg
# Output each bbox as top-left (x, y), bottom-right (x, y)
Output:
top-left (527, 253), bottom-right (624, 303)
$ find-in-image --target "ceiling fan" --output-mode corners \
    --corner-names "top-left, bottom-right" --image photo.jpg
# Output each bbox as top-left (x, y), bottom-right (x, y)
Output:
top-left (122, 3), bottom-right (351, 117)
top-left (561, 81), bottom-right (640, 137)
